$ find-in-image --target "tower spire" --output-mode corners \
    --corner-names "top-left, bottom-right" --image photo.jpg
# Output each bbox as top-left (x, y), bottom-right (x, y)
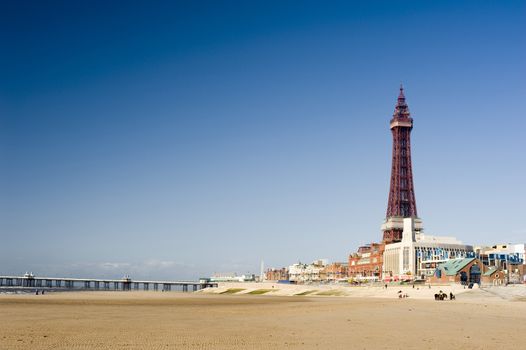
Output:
top-left (393, 84), bottom-right (410, 120)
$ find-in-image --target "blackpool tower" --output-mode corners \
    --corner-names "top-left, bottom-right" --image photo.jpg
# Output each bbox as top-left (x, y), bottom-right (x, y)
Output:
top-left (381, 85), bottom-right (423, 243)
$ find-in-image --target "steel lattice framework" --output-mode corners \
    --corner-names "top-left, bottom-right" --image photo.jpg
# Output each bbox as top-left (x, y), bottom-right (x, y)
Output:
top-left (383, 86), bottom-right (418, 243)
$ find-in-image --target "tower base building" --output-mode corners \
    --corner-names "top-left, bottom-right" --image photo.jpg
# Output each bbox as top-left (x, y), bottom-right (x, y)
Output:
top-left (382, 218), bottom-right (473, 281)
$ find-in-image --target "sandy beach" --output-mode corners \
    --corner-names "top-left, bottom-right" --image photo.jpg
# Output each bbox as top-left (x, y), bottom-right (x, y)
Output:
top-left (1, 285), bottom-right (525, 349)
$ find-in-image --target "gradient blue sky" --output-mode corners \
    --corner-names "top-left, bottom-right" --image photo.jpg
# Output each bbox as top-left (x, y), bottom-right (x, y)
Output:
top-left (1, 1), bottom-right (525, 280)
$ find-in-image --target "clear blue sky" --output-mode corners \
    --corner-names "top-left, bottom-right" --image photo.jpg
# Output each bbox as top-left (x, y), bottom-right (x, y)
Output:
top-left (1, 0), bottom-right (525, 280)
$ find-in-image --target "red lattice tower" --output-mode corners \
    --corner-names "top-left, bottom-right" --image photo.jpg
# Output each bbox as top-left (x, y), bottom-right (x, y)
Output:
top-left (383, 85), bottom-right (418, 243)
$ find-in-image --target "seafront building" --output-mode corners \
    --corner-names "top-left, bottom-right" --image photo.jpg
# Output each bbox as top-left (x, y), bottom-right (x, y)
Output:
top-left (428, 258), bottom-right (485, 285)
top-left (209, 273), bottom-right (256, 283)
top-left (474, 244), bottom-right (526, 283)
top-left (475, 244), bottom-right (525, 267)
top-left (348, 243), bottom-right (385, 281)
top-left (323, 262), bottom-right (349, 281)
top-left (288, 260), bottom-right (327, 283)
top-left (382, 218), bottom-right (473, 280)
top-left (427, 257), bottom-right (518, 286)
top-left (264, 268), bottom-right (289, 281)
top-left (265, 260), bottom-right (348, 283)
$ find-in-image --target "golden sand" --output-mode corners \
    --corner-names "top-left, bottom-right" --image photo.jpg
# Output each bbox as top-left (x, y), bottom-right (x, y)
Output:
top-left (1, 290), bottom-right (525, 349)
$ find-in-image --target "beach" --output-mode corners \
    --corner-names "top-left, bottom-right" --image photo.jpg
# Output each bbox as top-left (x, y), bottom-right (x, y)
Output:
top-left (1, 285), bottom-right (525, 349)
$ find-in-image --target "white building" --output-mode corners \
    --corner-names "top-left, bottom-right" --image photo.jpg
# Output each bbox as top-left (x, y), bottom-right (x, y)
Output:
top-left (288, 259), bottom-right (328, 283)
top-left (209, 273), bottom-right (255, 282)
top-left (475, 243), bottom-right (525, 266)
top-left (382, 218), bottom-right (473, 280)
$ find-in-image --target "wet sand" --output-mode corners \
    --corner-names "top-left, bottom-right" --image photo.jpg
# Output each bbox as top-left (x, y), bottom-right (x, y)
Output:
top-left (1, 291), bottom-right (525, 349)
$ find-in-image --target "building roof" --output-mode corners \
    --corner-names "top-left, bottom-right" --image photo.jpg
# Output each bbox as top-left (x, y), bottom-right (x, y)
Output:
top-left (483, 266), bottom-right (498, 276)
top-left (440, 258), bottom-right (476, 276)
top-left (416, 234), bottom-right (463, 245)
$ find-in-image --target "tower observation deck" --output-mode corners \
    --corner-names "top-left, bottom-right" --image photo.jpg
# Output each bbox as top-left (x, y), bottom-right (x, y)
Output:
top-left (382, 86), bottom-right (423, 243)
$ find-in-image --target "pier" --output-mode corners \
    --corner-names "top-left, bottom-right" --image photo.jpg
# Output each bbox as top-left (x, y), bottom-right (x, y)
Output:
top-left (0, 273), bottom-right (217, 292)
